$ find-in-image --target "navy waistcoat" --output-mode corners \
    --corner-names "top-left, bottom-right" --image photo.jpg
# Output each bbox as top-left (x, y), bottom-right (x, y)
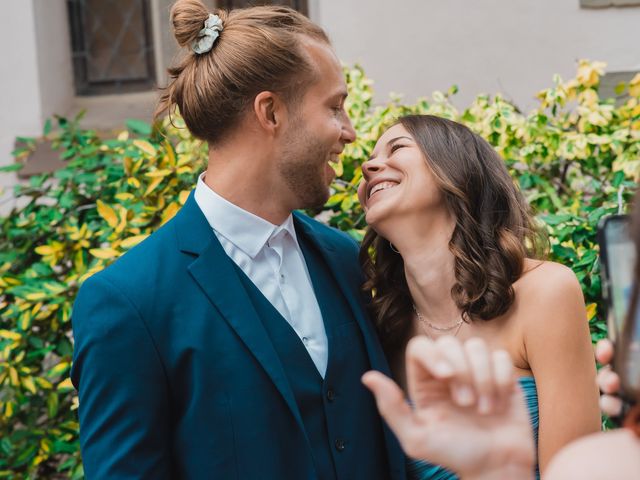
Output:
top-left (234, 227), bottom-right (391, 480)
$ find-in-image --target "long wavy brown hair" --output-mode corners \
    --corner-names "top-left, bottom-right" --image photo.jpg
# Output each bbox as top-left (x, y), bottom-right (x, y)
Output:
top-left (359, 115), bottom-right (546, 354)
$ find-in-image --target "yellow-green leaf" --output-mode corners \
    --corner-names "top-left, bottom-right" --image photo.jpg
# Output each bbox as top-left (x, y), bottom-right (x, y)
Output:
top-left (144, 176), bottom-right (164, 197)
top-left (89, 248), bottom-right (120, 259)
top-left (161, 202), bottom-right (180, 225)
top-left (49, 362), bottom-right (70, 378)
top-left (586, 302), bottom-right (597, 321)
top-left (630, 73), bottom-right (640, 98)
top-left (22, 376), bottom-right (37, 394)
top-left (179, 190), bottom-right (191, 205)
top-left (34, 245), bottom-right (61, 256)
top-left (9, 367), bottom-right (19, 386)
top-left (128, 177), bottom-right (141, 188)
top-left (0, 330), bottom-right (22, 341)
top-left (115, 192), bottom-right (135, 201)
top-left (97, 200), bottom-right (119, 228)
top-left (19, 311), bottom-right (32, 330)
top-left (57, 377), bottom-right (74, 392)
top-left (145, 169), bottom-right (172, 178)
top-left (35, 377), bottom-right (53, 390)
top-left (4, 401), bottom-right (14, 418)
top-left (133, 139), bottom-right (157, 157)
top-left (165, 140), bottom-right (176, 167)
top-left (25, 292), bottom-right (48, 302)
top-left (121, 234), bottom-right (149, 249)
top-left (40, 438), bottom-right (53, 454)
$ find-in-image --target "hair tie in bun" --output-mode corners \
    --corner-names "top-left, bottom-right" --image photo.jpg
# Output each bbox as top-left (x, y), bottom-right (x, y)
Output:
top-left (192, 14), bottom-right (223, 54)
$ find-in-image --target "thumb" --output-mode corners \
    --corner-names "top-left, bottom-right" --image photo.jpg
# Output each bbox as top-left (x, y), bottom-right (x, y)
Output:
top-left (362, 371), bottom-right (414, 440)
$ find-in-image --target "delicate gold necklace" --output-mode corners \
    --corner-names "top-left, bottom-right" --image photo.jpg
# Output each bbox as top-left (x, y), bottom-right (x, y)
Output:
top-left (412, 304), bottom-right (464, 337)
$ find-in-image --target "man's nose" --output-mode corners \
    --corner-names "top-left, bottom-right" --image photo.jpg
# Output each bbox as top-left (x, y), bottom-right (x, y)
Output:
top-left (341, 117), bottom-right (356, 144)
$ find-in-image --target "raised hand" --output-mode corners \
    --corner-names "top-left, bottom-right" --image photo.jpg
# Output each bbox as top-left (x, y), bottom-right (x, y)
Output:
top-left (596, 339), bottom-right (624, 417)
top-left (362, 336), bottom-right (535, 479)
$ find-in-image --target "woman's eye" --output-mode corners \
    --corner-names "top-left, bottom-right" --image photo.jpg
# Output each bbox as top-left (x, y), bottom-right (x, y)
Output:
top-left (390, 144), bottom-right (406, 153)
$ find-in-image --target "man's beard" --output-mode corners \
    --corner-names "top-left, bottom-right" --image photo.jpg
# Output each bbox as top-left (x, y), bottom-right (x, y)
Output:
top-left (279, 120), bottom-right (332, 210)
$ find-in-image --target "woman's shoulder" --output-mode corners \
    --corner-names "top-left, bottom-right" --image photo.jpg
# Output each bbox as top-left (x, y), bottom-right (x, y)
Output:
top-left (519, 258), bottom-right (578, 285)
top-left (512, 259), bottom-right (585, 331)
top-left (516, 259), bottom-right (582, 302)
top-left (545, 429), bottom-right (640, 480)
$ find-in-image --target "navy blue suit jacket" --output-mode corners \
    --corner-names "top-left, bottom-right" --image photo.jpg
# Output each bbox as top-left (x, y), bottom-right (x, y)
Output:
top-left (71, 194), bottom-right (405, 479)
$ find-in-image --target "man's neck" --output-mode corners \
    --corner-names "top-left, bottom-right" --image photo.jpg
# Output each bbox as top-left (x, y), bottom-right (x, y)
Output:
top-left (204, 145), bottom-right (292, 226)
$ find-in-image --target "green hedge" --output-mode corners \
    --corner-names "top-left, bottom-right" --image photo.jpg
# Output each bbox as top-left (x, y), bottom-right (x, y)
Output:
top-left (0, 60), bottom-right (638, 477)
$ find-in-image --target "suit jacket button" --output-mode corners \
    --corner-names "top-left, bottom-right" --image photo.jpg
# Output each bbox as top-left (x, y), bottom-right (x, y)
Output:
top-left (335, 438), bottom-right (345, 452)
top-left (327, 389), bottom-right (336, 401)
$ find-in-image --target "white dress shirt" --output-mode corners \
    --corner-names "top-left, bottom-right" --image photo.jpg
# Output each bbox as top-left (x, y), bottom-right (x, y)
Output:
top-left (194, 173), bottom-right (329, 377)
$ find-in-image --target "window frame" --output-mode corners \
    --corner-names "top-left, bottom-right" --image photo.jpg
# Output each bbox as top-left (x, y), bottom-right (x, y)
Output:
top-left (215, 0), bottom-right (308, 16)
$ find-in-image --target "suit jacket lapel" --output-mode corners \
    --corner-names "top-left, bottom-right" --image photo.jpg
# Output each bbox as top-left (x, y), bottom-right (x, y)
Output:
top-left (175, 194), bottom-right (307, 435)
top-left (293, 213), bottom-right (390, 375)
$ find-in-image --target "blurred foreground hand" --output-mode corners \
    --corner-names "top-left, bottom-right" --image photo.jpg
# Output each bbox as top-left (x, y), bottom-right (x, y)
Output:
top-left (363, 336), bottom-right (535, 480)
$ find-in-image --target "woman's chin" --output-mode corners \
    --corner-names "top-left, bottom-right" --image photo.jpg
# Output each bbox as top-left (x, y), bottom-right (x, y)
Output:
top-left (365, 209), bottom-right (396, 238)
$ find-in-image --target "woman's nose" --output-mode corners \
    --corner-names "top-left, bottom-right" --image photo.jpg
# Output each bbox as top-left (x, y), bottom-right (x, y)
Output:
top-left (361, 159), bottom-right (383, 180)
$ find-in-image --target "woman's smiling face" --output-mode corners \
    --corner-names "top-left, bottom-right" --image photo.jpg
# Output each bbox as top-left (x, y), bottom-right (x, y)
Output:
top-left (357, 123), bottom-right (447, 235)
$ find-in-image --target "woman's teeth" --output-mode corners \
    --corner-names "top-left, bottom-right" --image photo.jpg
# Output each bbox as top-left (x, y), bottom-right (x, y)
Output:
top-left (369, 181), bottom-right (398, 198)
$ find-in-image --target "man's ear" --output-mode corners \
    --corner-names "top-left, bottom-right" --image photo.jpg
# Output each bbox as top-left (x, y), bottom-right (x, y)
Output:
top-left (253, 91), bottom-right (287, 136)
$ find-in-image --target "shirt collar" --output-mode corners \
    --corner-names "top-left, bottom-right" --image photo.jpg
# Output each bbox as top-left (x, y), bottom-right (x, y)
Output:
top-left (194, 173), bottom-right (297, 258)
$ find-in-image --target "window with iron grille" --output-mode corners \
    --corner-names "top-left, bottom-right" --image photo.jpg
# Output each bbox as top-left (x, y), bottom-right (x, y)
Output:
top-left (67, 0), bottom-right (156, 95)
top-left (216, 0), bottom-right (308, 15)
top-left (580, 0), bottom-right (640, 7)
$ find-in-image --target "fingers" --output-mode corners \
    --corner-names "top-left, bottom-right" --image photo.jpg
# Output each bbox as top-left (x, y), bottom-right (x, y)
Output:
top-left (597, 366), bottom-right (621, 394)
top-left (405, 335), bottom-right (515, 415)
top-left (362, 371), bottom-right (415, 438)
top-left (464, 338), bottom-right (495, 414)
top-left (405, 336), bottom-right (453, 406)
top-left (597, 362), bottom-right (623, 417)
top-left (595, 339), bottom-right (614, 365)
top-left (434, 336), bottom-right (475, 407)
top-left (600, 394), bottom-right (623, 417)
top-left (595, 340), bottom-right (623, 416)
top-left (492, 349), bottom-right (516, 412)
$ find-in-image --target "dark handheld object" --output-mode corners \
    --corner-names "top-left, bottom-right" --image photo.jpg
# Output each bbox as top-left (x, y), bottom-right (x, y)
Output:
top-left (597, 214), bottom-right (640, 406)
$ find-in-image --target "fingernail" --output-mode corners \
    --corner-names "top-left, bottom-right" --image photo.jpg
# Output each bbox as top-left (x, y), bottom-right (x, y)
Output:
top-left (478, 395), bottom-right (493, 414)
top-left (435, 362), bottom-right (454, 377)
top-left (455, 385), bottom-right (475, 406)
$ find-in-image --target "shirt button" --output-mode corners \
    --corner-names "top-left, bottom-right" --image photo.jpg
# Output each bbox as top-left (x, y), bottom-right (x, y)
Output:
top-left (327, 389), bottom-right (336, 402)
top-left (302, 336), bottom-right (309, 345)
top-left (335, 439), bottom-right (345, 452)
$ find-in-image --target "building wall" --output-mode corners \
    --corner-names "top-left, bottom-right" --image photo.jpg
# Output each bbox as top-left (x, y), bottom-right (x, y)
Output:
top-left (0, 0), bottom-right (72, 165)
top-left (312, 0), bottom-right (640, 110)
top-left (33, 0), bottom-right (74, 127)
top-left (0, 0), bottom-right (42, 168)
top-left (0, 0), bottom-right (43, 211)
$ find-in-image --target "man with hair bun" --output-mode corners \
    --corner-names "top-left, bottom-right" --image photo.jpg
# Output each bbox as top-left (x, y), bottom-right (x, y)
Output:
top-left (71, 1), bottom-right (405, 479)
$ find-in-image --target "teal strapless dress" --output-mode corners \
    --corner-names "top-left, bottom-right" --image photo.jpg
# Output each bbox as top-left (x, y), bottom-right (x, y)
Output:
top-left (406, 376), bottom-right (540, 480)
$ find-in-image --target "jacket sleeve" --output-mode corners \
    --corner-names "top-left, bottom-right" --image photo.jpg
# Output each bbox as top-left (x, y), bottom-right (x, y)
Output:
top-left (71, 274), bottom-right (173, 479)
